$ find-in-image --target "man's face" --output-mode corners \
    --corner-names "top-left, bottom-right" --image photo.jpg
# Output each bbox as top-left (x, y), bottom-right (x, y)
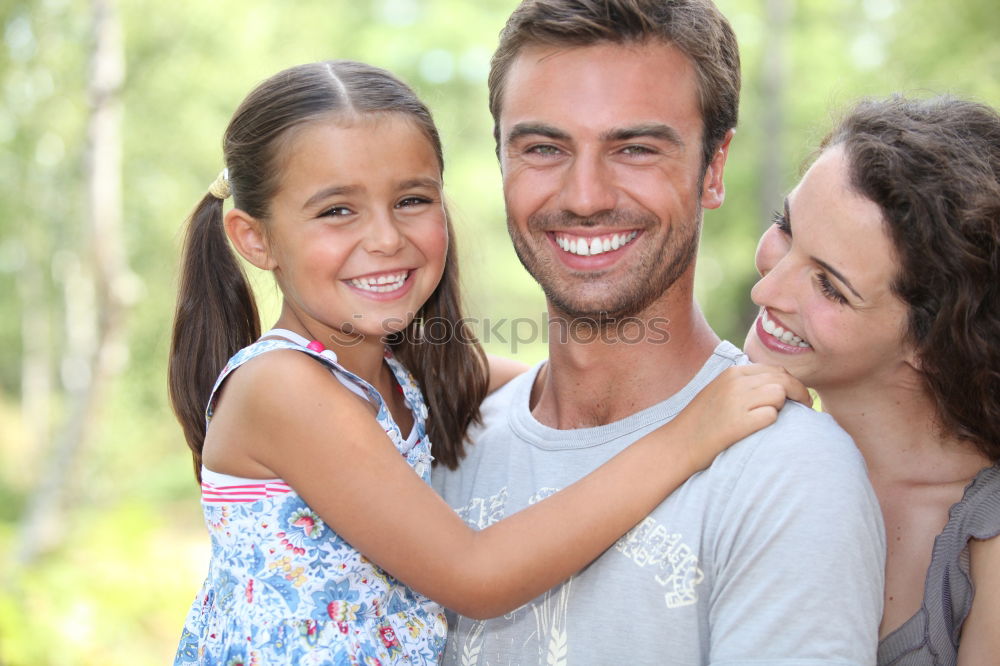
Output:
top-left (498, 41), bottom-right (731, 320)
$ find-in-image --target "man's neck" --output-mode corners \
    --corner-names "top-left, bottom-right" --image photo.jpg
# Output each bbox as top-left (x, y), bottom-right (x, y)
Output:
top-left (530, 297), bottom-right (720, 429)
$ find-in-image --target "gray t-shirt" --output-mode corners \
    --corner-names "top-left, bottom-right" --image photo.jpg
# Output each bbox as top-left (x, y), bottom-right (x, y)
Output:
top-left (432, 342), bottom-right (885, 665)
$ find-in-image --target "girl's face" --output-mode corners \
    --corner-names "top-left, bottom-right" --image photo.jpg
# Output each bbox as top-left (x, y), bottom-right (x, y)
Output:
top-left (743, 145), bottom-right (916, 395)
top-left (259, 113), bottom-right (448, 344)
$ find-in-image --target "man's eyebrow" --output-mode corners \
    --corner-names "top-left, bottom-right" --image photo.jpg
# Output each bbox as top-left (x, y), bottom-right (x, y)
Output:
top-left (603, 123), bottom-right (684, 148)
top-left (505, 123), bottom-right (572, 144)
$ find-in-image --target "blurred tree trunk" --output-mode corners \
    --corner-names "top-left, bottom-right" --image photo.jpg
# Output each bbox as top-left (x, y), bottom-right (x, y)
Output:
top-left (16, 0), bottom-right (132, 563)
top-left (758, 0), bottom-right (789, 231)
top-left (741, 0), bottom-right (790, 330)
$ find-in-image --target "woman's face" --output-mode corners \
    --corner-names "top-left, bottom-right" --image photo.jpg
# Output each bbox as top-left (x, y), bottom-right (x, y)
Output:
top-left (744, 145), bottom-right (916, 395)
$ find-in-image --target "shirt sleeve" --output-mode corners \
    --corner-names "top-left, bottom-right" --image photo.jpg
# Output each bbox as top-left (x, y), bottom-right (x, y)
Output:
top-left (705, 404), bottom-right (886, 665)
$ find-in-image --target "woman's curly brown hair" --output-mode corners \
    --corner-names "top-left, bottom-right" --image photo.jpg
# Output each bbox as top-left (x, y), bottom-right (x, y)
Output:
top-left (823, 95), bottom-right (1000, 461)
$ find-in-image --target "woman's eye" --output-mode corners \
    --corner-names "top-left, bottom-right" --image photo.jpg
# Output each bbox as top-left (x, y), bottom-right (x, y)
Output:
top-left (816, 273), bottom-right (848, 305)
top-left (771, 210), bottom-right (791, 235)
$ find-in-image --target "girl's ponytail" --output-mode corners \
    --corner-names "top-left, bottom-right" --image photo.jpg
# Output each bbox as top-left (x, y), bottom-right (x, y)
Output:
top-left (169, 189), bottom-right (260, 482)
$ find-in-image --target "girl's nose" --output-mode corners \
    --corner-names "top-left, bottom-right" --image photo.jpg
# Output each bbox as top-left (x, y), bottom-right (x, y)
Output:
top-left (363, 211), bottom-right (406, 255)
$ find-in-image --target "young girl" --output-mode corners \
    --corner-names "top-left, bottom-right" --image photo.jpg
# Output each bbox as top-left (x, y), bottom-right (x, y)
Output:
top-left (170, 60), bottom-right (808, 665)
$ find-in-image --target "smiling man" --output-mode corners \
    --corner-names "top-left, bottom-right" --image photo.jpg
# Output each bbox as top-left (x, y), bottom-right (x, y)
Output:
top-left (432, 1), bottom-right (885, 663)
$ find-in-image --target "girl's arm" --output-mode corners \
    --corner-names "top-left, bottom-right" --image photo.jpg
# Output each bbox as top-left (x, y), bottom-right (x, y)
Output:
top-left (220, 352), bottom-right (807, 619)
top-left (957, 534), bottom-right (1000, 663)
top-left (486, 353), bottom-right (530, 393)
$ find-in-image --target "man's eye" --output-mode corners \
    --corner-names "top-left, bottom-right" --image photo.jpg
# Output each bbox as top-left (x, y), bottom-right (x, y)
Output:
top-left (621, 145), bottom-right (655, 155)
top-left (526, 144), bottom-right (561, 156)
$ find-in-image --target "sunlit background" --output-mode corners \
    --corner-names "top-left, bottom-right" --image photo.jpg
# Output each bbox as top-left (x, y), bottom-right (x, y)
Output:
top-left (1, 0), bottom-right (997, 662)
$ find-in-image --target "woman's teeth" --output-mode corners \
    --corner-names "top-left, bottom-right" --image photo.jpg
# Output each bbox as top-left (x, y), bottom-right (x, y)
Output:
top-left (349, 271), bottom-right (408, 293)
top-left (762, 310), bottom-right (811, 348)
top-left (555, 231), bottom-right (638, 257)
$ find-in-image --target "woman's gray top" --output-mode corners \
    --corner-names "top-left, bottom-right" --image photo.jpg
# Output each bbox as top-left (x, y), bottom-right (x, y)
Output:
top-left (877, 464), bottom-right (1000, 665)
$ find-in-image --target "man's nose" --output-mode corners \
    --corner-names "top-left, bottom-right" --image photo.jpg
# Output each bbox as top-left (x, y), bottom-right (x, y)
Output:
top-left (557, 153), bottom-right (616, 219)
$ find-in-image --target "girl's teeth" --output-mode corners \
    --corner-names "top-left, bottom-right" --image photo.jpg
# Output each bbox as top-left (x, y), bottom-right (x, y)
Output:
top-left (555, 231), bottom-right (638, 257)
top-left (350, 272), bottom-right (408, 293)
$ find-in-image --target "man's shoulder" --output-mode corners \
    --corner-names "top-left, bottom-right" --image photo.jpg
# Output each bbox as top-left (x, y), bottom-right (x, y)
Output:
top-left (477, 360), bottom-right (540, 424)
top-left (720, 400), bottom-right (865, 475)
top-left (708, 342), bottom-right (864, 468)
top-left (700, 400), bottom-right (876, 521)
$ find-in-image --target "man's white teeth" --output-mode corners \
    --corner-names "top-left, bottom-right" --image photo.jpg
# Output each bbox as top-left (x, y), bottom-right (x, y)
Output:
top-left (762, 310), bottom-right (811, 348)
top-left (349, 271), bottom-right (408, 293)
top-left (555, 231), bottom-right (638, 257)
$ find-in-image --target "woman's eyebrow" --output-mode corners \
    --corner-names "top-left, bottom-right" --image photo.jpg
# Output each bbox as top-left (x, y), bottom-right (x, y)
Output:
top-left (813, 257), bottom-right (864, 301)
top-left (787, 199), bottom-right (863, 301)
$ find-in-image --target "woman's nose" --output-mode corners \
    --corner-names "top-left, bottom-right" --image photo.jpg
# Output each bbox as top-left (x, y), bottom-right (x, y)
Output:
top-left (754, 223), bottom-right (788, 278)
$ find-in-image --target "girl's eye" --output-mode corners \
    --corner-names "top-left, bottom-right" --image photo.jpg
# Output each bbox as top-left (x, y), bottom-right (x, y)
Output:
top-left (816, 273), bottom-right (848, 305)
top-left (320, 206), bottom-right (352, 217)
top-left (396, 196), bottom-right (433, 209)
top-left (771, 210), bottom-right (791, 235)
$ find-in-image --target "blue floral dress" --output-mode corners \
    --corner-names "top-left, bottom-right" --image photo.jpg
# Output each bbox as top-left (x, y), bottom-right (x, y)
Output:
top-left (174, 333), bottom-right (446, 665)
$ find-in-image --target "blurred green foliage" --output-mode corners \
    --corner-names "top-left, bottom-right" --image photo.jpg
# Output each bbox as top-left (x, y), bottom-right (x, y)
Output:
top-left (1, 0), bottom-right (998, 662)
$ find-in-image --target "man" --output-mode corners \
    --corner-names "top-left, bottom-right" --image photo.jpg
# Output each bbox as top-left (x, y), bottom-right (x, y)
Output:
top-left (432, 1), bottom-right (885, 663)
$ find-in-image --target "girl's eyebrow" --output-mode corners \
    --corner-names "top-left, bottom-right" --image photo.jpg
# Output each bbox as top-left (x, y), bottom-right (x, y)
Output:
top-left (303, 178), bottom-right (441, 210)
top-left (304, 185), bottom-right (358, 209)
top-left (397, 177), bottom-right (442, 191)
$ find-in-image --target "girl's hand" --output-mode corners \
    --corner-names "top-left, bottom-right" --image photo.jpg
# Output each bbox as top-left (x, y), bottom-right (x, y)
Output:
top-left (672, 364), bottom-right (811, 472)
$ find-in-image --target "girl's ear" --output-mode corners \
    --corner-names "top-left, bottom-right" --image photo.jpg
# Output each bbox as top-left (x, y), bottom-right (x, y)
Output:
top-left (224, 209), bottom-right (276, 270)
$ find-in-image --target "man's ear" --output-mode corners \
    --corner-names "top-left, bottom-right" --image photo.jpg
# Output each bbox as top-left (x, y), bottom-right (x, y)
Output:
top-left (701, 128), bottom-right (735, 210)
top-left (224, 209), bottom-right (275, 270)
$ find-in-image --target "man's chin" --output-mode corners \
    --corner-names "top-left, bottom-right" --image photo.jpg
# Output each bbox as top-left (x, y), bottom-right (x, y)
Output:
top-left (545, 294), bottom-right (647, 324)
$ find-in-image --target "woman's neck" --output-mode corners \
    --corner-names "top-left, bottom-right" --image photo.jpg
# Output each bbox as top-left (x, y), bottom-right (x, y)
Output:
top-left (818, 381), bottom-right (989, 487)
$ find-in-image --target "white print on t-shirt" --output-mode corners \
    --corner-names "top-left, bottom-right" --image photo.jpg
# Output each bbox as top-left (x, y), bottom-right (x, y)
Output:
top-left (453, 487), bottom-right (508, 530)
top-left (615, 516), bottom-right (704, 608)
top-left (446, 487), bottom-right (703, 665)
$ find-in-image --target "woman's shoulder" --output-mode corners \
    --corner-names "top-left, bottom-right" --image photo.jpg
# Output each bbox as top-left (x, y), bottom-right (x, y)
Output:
top-left (954, 464), bottom-right (1000, 536)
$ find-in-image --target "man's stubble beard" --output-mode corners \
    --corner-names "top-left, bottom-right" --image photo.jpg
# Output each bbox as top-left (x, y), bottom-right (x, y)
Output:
top-left (507, 207), bottom-right (702, 324)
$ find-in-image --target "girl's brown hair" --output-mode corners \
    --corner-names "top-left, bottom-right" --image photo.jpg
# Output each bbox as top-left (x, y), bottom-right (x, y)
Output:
top-left (169, 61), bottom-right (487, 481)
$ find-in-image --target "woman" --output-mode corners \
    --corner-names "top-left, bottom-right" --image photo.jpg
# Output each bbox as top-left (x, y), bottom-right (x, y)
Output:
top-left (744, 95), bottom-right (1000, 664)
